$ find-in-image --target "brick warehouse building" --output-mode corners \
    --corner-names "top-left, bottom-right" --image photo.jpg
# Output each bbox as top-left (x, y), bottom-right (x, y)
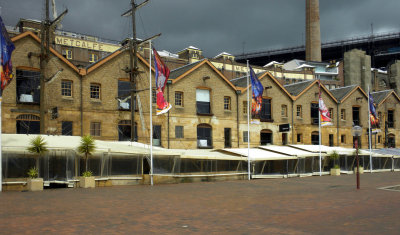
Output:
top-left (3, 26), bottom-right (400, 150)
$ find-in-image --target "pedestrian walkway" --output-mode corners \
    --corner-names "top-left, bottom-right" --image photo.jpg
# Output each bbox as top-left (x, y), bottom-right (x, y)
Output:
top-left (1, 172), bottom-right (399, 234)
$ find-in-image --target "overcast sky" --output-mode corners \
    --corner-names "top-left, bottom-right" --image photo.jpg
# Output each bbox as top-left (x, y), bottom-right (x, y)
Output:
top-left (1, 0), bottom-right (400, 58)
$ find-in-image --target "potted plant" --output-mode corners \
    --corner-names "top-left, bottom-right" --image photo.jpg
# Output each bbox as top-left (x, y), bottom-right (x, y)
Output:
top-left (329, 150), bottom-right (341, 176)
top-left (26, 136), bottom-right (48, 191)
top-left (77, 135), bottom-right (96, 188)
top-left (27, 167), bottom-right (43, 191)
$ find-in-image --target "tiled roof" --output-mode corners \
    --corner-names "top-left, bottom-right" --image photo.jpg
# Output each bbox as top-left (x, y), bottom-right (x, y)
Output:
top-left (371, 90), bottom-right (393, 104)
top-left (284, 80), bottom-right (313, 96)
top-left (230, 72), bottom-right (265, 88)
top-left (330, 85), bottom-right (357, 102)
top-left (169, 60), bottom-right (204, 80)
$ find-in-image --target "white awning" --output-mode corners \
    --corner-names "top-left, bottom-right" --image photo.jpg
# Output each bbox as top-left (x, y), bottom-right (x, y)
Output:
top-left (220, 148), bottom-right (297, 161)
top-left (258, 145), bottom-right (319, 157)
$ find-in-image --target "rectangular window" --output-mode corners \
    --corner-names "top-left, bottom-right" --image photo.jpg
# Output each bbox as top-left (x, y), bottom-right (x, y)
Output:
top-left (260, 98), bottom-right (272, 121)
top-left (243, 101), bottom-right (248, 114)
top-left (296, 105), bottom-right (302, 118)
top-left (196, 89), bottom-right (211, 114)
top-left (388, 110), bottom-right (394, 128)
top-left (153, 125), bottom-right (161, 146)
top-left (341, 135), bottom-right (346, 144)
top-left (224, 96), bottom-right (231, 110)
top-left (62, 121), bottom-right (73, 136)
top-left (297, 134), bottom-right (302, 143)
top-left (243, 131), bottom-right (249, 143)
top-left (329, 108), bottom-right (334, 120)
top-left (62, 49), bottom-right (72, 59)
top-left (118, 80), bottom-right (131, 110)
top-left (89, 53), bottom-right (98, 63)
top-left (311, 103), bottom-right (319, 124)
top-left (16, 69), bottom-right (40, 104)
top-left (175, 126), bottom-right (184, 139)
top-left (281, 105), bottom-right (288, 118)
top-left (378, 135), bottom-right (381, 143)
top-left (61, 80), bottom-right (72, 97)
top-left (90, 122), bottom-right (101, 136)
top-left (224, 128), bottom-right (231, 148)
top-left (175, 91), bottom-right (183, 107)
top-left (352, 107), bottom-right (360, 126)
top-left (341, 109), bottom-right (346, 120)
top-left (329, 134), bottom-right (334, 147)
top-left (152, 89), bottom-right (156, 104)
top-left (90, 83), bottom-right (101, 99)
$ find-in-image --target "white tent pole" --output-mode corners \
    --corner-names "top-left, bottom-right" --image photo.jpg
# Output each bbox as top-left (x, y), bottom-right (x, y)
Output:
top-left (247, 60), bottom-right (251, 180)
top-left (319, 84), bottom-right (322, 176)
top-left (149, 41), bottom-right (153, 186)
top-left (368, 85), bottom-right (372, 173)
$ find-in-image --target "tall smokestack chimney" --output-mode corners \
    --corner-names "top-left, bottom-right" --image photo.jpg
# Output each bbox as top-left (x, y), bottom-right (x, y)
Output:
top-left (306, 0), bottom-right (322, 62)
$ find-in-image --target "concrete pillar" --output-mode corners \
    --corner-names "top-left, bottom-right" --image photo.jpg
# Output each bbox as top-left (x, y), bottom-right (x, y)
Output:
top-left (306, 0), bottom-right (322, 62)
top-left (389, 60), bottom-right (400, 95)
top-left (344, 49), bottom-right (371, 91)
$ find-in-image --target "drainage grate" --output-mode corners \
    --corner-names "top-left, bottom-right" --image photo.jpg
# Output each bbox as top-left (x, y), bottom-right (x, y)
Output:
top-left (378, 185), bottom-right (400, 192)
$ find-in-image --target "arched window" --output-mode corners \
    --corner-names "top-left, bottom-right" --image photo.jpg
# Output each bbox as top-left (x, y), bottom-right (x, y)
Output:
top-left (260, 129), bottom-right (273, 145)
top-left (311, 131), bottom-right (319, 145)
top-left (197, 124), bottom-right (212, 148)
top-left (16, 114), bottom-right (40, 134)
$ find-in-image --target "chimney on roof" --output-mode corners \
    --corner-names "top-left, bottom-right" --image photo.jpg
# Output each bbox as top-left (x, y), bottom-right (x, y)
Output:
top-left (306, 0), bottom-right (322, 62)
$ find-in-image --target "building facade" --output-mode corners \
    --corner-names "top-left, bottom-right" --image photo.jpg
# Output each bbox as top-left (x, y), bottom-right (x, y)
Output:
top-left (4, 27), bottom-right (400, 150)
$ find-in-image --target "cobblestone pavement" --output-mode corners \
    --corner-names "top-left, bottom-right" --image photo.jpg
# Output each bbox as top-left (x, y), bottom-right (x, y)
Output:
top-left (1, 172), bottom-right (400, 234)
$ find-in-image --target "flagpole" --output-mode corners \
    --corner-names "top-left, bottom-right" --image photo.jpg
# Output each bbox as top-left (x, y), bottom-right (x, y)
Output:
top-left (368, 86), bottom-right (372, 173)
top-left (319, 82), bottom-right (322, 176)
top-left (247, 60), bottom-right (251, 181)
top-left (0, 97), bottom-right (2, 192)
top-left (149, 41), bottom-right (153, 186)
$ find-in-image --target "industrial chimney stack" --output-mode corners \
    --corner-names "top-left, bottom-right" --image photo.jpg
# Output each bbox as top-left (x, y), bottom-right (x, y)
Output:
top-left (306, 0), bottom-right (322, 62)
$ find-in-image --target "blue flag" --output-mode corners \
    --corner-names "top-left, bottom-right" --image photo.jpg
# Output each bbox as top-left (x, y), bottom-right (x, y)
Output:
top-left (369, 92), bottom-right (380, 131)
top-left (0, 16), bottom-right (15, 90)
top-left (249, 66), bottom-right (263, 117)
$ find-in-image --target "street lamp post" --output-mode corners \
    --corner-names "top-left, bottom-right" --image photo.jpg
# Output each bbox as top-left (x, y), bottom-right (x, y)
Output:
top-left (351, 126), bottom-right (362, 190)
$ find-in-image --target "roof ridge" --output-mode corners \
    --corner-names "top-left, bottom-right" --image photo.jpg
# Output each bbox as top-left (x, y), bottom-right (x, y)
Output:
top-left (330, 84), bottom-right (356, 91)
top-left (371, 89), bottom-right (393, 94)
top-left (284, 80), bottom-right (313, 87)
top-left (170, 59), bottom-right (204, 73)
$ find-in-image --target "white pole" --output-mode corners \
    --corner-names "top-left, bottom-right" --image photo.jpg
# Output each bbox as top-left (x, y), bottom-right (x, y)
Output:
top-left (247, 61), bottom-right (251, 180)
top-left (149, 41), bottom-right (153, 186)
top-left (319, 86), bottom-right (322, 176)
top-left (0, 98), bottom-right (2, 192)
top-left (368, 85), bottom-right (372, 173)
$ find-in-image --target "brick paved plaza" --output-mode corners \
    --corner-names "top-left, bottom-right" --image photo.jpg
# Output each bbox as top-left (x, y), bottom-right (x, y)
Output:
top-left (1, 172), bottom-right (399, 234)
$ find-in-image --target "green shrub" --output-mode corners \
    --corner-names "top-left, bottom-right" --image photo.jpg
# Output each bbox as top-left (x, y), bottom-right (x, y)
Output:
top-left (27, 167), bottom-right (39, 179)
top-left (82, 171), bottom-right (93, 177)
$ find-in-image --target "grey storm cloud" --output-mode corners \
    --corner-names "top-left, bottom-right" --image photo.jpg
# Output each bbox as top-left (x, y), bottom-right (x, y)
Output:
top-left (1, 0), bottom-right (400, 58)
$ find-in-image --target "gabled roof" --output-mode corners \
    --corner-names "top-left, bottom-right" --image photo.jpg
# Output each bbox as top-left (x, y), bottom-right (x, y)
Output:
top-left (11, 31), bottom-right (80, 74)
top-left (284, 80), bottom-right (313, 97)
top-left (329, 85), bottom-right (363, 102)
top-left (371, 90), bottom-right (400, 105)
top-left (230, 71), bottom-right (294, 99)
top-left (284, 80), bottom-right (338, 102)
top-left (230, 73), bottom-right (263, 88)
top-left (169, 60), bottom-right (204, 80)
top-left (85, 46), bottom-right (153, 75)
top-left (168, 59), bottom-right (237, 91)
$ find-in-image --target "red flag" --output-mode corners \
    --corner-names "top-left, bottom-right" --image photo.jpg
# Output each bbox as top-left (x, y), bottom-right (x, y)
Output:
top-left (152, 48), bottom-right (172, 115)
